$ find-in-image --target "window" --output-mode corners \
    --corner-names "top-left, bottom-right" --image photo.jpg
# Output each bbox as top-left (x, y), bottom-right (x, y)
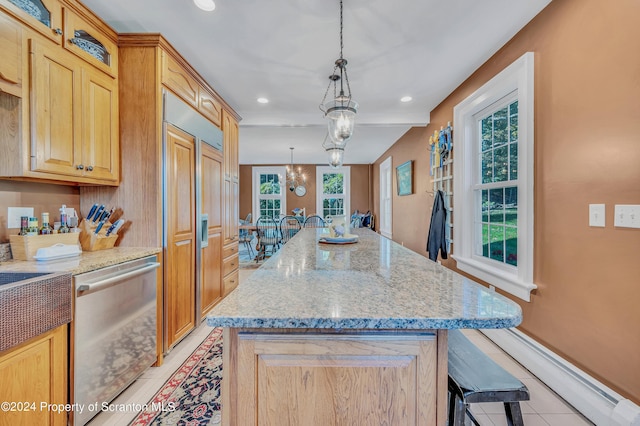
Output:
top-left (252, 167), bottom-right (286, 220)
top-left (453, 52), bottom-right (536, 301)
top-left (316, 166), bottom-right (350, 219)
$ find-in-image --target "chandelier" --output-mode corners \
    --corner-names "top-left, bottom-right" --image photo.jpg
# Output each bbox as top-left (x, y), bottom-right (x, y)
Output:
top-left (285, 147), bottom-right (306, 192)
top-left (320, 0), bottom-right (357, 165)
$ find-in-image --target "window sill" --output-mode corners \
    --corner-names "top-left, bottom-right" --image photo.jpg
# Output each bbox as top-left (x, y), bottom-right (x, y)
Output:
top-left (452, 255), bottom-right (536, 301)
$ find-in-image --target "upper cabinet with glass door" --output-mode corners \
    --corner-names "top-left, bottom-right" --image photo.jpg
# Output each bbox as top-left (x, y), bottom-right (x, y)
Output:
top-left (0, 0), bottom-right (63, 43)
top-left (63, 8), bottom-right (117, 77)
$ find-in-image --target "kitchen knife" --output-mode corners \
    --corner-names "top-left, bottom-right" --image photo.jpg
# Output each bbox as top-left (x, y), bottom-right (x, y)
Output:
top-left (97, 208), bottom-right (109, 222)
top-left (94, 220), bottom-right (106, 234)
top-left (101, 207), bottom-right (115, 223)
top-left (92, 205), bottom-right (105, 223)
top-left (86, 203), bottom-right (99, 221)
top-left (105, 219), bottom-right (124, 236)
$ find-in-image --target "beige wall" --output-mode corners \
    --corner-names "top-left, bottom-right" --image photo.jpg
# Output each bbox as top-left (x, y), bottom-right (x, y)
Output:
top-left (239, 164), bottom-right (372, 221)
top-left (0, 181), bottom-right (80, 242)
top-left (373, 0), bottom-right (640, 402)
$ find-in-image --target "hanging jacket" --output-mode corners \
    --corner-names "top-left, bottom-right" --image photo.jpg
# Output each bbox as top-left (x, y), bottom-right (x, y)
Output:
top-left (426, 190), bottom-right (448, 261)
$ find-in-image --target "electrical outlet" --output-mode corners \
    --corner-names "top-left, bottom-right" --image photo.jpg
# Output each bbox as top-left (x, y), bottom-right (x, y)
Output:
top-left (589, 204), bottom-right (605, 227)
top-left (7, 207), bottom-right (34, 229)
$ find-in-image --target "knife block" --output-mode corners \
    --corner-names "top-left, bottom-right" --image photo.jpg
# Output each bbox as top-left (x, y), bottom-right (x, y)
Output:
top-left (79, 219), bottom-right (118, 251)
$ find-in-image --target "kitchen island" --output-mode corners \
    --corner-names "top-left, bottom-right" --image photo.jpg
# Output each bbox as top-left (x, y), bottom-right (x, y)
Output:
top-left (207, 228), bottom-right (521, 425)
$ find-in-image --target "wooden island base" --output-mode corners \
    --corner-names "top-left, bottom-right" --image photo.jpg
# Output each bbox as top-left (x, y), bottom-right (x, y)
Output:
top-left (222, 328), bottom-right (448, 426)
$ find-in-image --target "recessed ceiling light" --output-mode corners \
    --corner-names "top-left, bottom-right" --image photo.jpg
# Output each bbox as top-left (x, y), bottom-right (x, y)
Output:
top-left (257, 97), bottom-right (269, 104)
top-left (400, 96), bottom-right (413, 103)
top-left (193, 0), bottom-right (215, 12)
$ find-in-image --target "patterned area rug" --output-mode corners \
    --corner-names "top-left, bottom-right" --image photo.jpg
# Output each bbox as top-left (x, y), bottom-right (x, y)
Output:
top-left (129, 328), bottom-right (223, 426)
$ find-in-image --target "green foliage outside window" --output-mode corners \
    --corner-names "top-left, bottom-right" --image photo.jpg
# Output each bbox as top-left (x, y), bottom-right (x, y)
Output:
top-left (323, 173), bottom-right (343, 194)
top-left (478, 100), bottom-right (519, 266)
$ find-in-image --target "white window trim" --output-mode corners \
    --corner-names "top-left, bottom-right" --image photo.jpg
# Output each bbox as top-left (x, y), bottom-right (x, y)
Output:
top-left (379, 156), bottom-right (392, 238)
top-left (453, 52), bottom-right (536, 301)
top-left (252, 166), bottom-right (286, 221)
top-left (316, 166), bottom-right (350, 219)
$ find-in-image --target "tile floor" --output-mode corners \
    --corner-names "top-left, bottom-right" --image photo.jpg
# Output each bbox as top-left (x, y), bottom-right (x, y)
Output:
top-left (88, 257), bottom-right (594, 426)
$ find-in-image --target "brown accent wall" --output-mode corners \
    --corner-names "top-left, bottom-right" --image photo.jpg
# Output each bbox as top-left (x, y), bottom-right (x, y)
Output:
top-left (0, 181), bottom-right (80, 242)
top-left (373, 0), bottom-right (640, 402)
top-left (239, 164), bottom-right (372, 221)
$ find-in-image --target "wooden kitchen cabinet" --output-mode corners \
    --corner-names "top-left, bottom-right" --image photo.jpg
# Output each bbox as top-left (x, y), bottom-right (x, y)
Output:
top-left (80, 34), bottom-right (240, 353)
top-left (0, 0), bottom-right (63, 44)
top-left (30, 39), bottom-right (81, 178)
top-left (199, 86), bottom-right (223, 128)
top-left (0, 325), bottom-right (68, 426)
top-left (63, 8), bottom-right (117, 77)
top-left (224, 329), bottom-right (439, 425)
top-left (218, 93), bottom-right (239, 296)
top-left (162, 50), bottom-right (198, 108)
top-left (0, 2), bottom-right (119, 185)
top-left (222, 110), bottom-right (239, 247)
top-left (80, 66), bottom-right (119, 181)
top-left (0, 13), bottom-right (22, 97)
top-left (29, 39), bottom-right (119, 184)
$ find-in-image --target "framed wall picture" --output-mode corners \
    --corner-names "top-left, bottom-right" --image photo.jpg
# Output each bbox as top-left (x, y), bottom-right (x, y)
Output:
top-left (396, 160), bottom-right (413, 196)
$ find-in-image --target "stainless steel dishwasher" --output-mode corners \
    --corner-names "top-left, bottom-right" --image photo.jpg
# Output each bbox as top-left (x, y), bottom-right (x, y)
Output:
top-left (72, 255), bottom-right (160, 426)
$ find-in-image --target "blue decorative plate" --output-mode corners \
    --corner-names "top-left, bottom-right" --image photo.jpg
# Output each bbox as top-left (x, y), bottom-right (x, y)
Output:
top-left (318, 234), bottom-right (358, 244)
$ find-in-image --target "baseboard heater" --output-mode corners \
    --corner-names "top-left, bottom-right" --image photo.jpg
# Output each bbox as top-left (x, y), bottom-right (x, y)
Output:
top-left (480, 328), bottom-right (640, 426)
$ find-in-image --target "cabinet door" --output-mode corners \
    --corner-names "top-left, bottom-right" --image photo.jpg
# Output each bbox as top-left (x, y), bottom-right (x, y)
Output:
top-left (227, 330), bottom-right (439, 425)
top-left (81, 68), bottom-right (119, 182)
top-left (222, 111), bottom-right (232, 180)
top-left (0, 13), bottom-right (22, 97)
top-left (198, 87), bottom-right (222, 127)
top-left (229, 114), bottom-right (239, 180)
top-left (63, 8), bottom-right (117, 77)
top-left (0, 0), bottom-right (63, 43)
top-left (222, 110), bottom-right (239, 244)
top-left (30, 40), bottom-right (82, 177)
top-left (200, 142), bottom-right (223, 318)
top-left (162, 50), bottom-right (198, 108)
top-left (165, 124), bottom-right (196, 349)
top-left (0, 325), bottom-right (67, 426)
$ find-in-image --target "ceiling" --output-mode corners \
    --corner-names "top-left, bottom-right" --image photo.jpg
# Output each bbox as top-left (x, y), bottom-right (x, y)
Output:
top-left (82, 0), bottom-right (551, 165)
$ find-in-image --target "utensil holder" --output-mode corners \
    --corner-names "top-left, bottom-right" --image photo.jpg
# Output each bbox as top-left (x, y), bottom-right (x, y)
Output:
top-left (9, 233), bottom-right (80, 261)
top-left (79, 219), bottom-right (118, 251)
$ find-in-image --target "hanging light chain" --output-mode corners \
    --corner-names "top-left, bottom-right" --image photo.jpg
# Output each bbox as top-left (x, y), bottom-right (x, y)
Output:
top-left (339, 0), bottom-right (344, 60)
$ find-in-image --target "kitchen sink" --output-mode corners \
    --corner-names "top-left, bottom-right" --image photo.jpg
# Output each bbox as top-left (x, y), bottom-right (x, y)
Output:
top-left (0, 271), bottom-right (53, 286)
top-left (0, 271), bottom-right (73, 352)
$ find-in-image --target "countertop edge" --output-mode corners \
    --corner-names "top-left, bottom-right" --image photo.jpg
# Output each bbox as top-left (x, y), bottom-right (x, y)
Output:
top-left (0, 247), bottom-right (162, 275)
top-left (206, 314), bottom-right (523, 330)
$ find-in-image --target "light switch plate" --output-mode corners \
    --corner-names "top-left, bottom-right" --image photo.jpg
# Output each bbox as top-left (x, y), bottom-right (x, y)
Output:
top-left (7, 207), bottom-right (34, 229)
top-left (614, 204), bottom-right (640, 229)
top-left (589, 204), bottom-right (605, 227)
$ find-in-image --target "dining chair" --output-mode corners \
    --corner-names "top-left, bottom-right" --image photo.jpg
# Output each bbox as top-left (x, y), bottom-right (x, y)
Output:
top-left (304, 215), bottom-right (326, 228)
top-left (279, 216), bottom-right (302, 245)
top-left (255, 216), bottom-right (279, 262)
top-left (238, 212), bottom-right (255, 259)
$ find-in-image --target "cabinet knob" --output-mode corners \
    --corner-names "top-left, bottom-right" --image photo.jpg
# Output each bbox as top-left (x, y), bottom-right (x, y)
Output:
top-left (54, 28), bottom-right (63, 35)
top-left (86, 166), bottom-right (94, 171)
top-left (76, 164), bottom-right (84, 170)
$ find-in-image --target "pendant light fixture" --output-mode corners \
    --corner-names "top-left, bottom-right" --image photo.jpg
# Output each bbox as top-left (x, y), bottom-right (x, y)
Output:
top-left (319, 0), bottom-right (357, 147)
top-left (322, 133), bottom-right (345, 169)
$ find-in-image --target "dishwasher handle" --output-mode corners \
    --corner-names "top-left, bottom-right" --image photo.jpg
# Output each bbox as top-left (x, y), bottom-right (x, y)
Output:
top-left (76, 262), bottom-right (160, 296)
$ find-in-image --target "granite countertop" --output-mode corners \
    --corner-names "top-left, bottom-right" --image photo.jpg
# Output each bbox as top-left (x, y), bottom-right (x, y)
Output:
top-left (0, 247), bottom-right (161, 276)
top-left (207, 228), bottom-right (522, 330)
